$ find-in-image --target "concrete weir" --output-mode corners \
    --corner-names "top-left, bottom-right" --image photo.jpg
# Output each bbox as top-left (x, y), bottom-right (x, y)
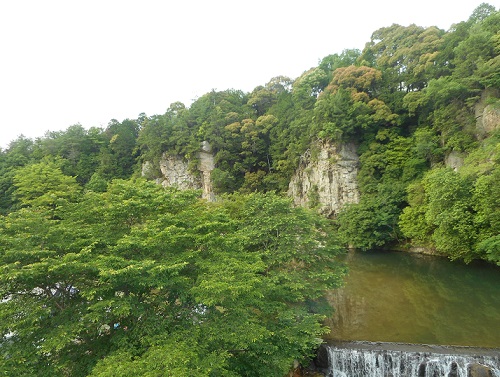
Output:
top-left (313, 341), bottom-right (500, 377)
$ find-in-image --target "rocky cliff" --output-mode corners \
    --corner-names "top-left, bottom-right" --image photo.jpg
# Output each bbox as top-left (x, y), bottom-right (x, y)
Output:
top-left (157, 155), bottom-right (200, 190)
top-left (145, 140), bottom-right (360, 210)
top-left (444, 90), bottom-right (500, 171)
top-left (198, 141), bottom-right (215, 201)
top-left (142, 141), bottom-right (215, 201)
top-left (476, 88), bottom-right (500, 138)
top-left (288, 142), bottom-right (360, 217)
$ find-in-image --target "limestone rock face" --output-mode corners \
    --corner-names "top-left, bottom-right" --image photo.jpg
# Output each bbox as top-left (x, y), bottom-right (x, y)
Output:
top-left (476, 89), bottom-right (500, 138)
top-left (288, 142), bottom-right (360, 217)
top-left (441, 90), bottom-right (500, 172)
top-left (198, 141), bottom-right (215, 202)
top-left (481, 105), bottom-right (500, 135)
top-left (158, 155), bottom-right (200, 191)
top-left (142, 141), bottom-right (215, 201)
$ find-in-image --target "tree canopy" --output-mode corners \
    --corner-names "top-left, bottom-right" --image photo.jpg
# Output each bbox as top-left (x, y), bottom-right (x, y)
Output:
top-left (0, 176), bottom-right (344, 376)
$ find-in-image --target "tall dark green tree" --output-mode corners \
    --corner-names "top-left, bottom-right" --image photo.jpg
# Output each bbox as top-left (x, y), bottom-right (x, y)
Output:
top-left (99, 119), bottom-right (139, 179)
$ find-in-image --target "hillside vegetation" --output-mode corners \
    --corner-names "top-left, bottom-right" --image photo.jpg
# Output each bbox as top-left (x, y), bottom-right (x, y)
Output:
top-left (2, 5), bottom-right (499, 266)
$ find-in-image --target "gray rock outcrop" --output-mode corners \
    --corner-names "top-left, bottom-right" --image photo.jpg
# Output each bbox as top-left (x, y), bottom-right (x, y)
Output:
top-left (444, 150), bottom-right (465, 171)
top-left (476, 89), bottom-right (500, 138)
top-left (468, 363), bottom-right (494, 377)
top-left (198, 141), bottom-right (215, 202)
top-left (142, 141), bottom-right (215, 201)
top-left (288, 141), bottom-right (360, 217)
top-left (157, 155), bottom-right (201, 191)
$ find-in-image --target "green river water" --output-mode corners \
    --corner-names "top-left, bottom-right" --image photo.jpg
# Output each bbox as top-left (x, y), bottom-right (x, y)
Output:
top-left (325, 250), bottom-right (500, 348)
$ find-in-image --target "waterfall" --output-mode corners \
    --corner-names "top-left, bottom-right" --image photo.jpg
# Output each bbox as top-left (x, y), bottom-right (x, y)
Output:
top-left (326, 342), bottom-right (500, 377)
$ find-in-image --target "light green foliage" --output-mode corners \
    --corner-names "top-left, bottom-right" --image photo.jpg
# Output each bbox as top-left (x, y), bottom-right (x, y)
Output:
top-left (0, 136), bottom-right (36, 214)
top-left (318, 49), bottom-right (361, 78)
top-left (362, 24), bottom-right (444, 91)
top-left (427, 101), bottom-right (477, 152)
top-left (314, 87), bottom-right (359, 140)
top-left (224, 114), bottom-right (277, 181)
top-left (476, 236), bottom-right (500, 266)
top-left (399, 182), bottom-right (433, 245)
top-left (452, 10), bottom-right (500, 82)
top-left (423, 77), bottom-right (471, 108)
top-left (412, 127), bottom-right (443, 164)
top-left (477, 55), bottom-right (500, 88)
top-left (13, 159), bottom-right (81, 211)
top-left (85, 172), bottom-right (108, 192)
top-left (473, 167), bottom-right (500, 265)
top-left (0, 178), bottom-right (344, 376)
top-left (422, 168), bottom-right (477, 260)
top-left (247, 76), bottom-right (291, 116)
top-left (337, 129), bottom-right (429, 251)
top-left (400, 168), bottom-right (478, 261)
top-left (460, 129), bottom-right (500, 176)
top-left (89, 339), bottom-right (233, 377)
top-left (400, 126), bottom-right (500, 263)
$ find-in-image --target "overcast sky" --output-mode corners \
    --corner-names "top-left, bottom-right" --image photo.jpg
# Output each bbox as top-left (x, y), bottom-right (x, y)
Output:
top-left (0, 0), bottom-right (496, 149)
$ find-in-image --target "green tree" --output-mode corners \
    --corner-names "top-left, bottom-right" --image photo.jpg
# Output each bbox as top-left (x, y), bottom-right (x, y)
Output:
top-left (452, 7), bottom-right (500, 83)
top-left (33, 125), bottom-right (105, 185)
top-left (99, 119), bottom-right (139, 179)
top-left (362, 24), bottom-right (444, 92)
top-left (13, 159), bottom-right (81, 211)
top-left (313, 66), bottom-right (397, 142)
top-left (292, 68), bottom-right (329, 109)
top-left (400, 168), bottom-right (477, 261)
top-left (0, 136), bottom-right (36, 214)
top-left (399, 181), bottom-right (434, 246)
top-left (473, 166), bottom-right (500, 264)
top-left (337, 183), bottom-right (406, 250)
top-left (318, 49), bottom-right (361, 79)
top-left (266, 89), bottom-right (311, 190)
top-left (0, 178), bottom-right (344, 376)
top-left (136, 102), bottom-right (193, 170)
top-left (357, 131), bottom-right (427, 193)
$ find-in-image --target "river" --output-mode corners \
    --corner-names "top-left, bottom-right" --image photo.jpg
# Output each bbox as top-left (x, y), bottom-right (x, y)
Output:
top-left (324, 250), bottom-right (500, 348)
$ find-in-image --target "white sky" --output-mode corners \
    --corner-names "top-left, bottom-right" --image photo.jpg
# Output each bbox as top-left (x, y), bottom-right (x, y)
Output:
top-left (0, 0), bottom-right (497, 149)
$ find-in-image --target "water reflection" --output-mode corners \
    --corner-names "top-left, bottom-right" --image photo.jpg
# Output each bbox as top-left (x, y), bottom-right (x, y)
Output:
top-left (325, 250), bottom-right (500, 347)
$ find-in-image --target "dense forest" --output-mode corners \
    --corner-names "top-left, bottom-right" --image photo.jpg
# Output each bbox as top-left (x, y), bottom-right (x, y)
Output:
top-left (1, 3), bottom-right (499, 376)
